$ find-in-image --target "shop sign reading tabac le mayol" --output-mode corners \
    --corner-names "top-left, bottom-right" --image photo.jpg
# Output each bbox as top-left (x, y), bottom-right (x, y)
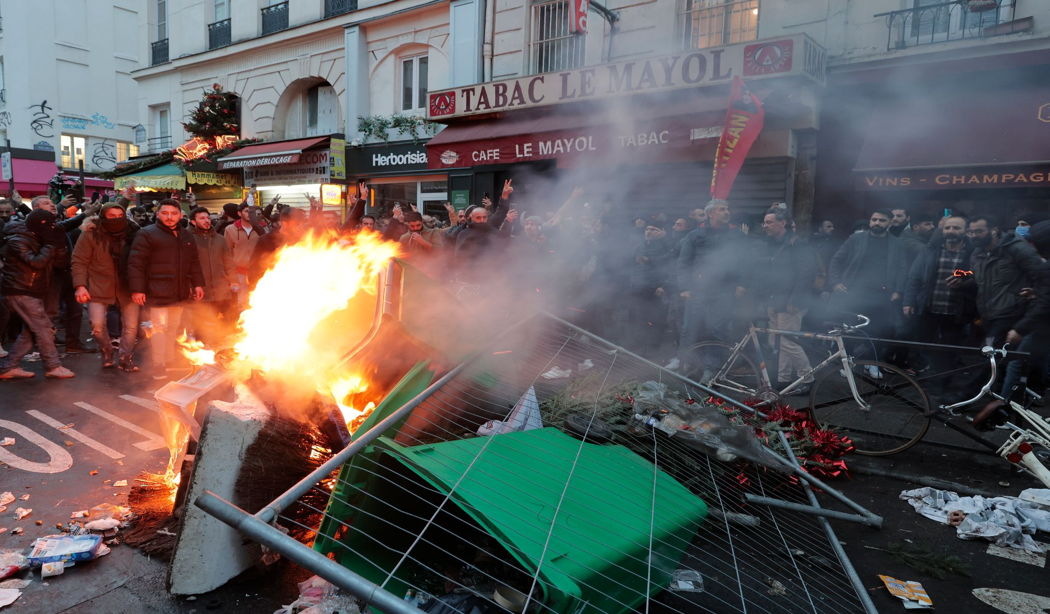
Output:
top-left (427, 34), bottom-right (825, 120)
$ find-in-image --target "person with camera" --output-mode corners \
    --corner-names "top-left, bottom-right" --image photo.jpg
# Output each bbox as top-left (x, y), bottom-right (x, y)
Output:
top-left (127, 199), bottom-right (206, 380)
top-left (0, 209), bottom-right (75, 379)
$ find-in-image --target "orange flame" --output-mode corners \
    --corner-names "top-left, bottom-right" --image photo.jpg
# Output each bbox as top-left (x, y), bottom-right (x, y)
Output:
top-left (329, 374), bottom-right (378, 434)
top-left (175, 333), bottom-right (216, 366)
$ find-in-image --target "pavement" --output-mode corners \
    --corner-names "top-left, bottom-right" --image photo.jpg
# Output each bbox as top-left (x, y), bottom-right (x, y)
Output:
top-left (0, 346), bottom-right (306, 614)
top-left (1, 338), bottom-right (1049, 614)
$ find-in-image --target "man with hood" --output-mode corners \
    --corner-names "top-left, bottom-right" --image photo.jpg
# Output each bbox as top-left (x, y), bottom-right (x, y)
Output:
top-left (955, 214), bottom-right (1045, 347)
top-left (71, 202), bottom-right (141, 371)
top-left (903, 215), bottom-right (974, 383)
top-left (0, 209), bottom-right (75, 379)
top-left (999, 220), bottom-right (1050, 399)
top-left (127, 199), bottom-right (206, 380)
top-left (187, 206), bottom-right (238, 345)
top-left (628, 220), bottom-right (672, 359)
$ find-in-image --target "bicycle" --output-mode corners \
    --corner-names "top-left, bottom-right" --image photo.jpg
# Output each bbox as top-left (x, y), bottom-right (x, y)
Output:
top-left (923, 346), bottom-right (1050, 488)
top-left (684, 314), bottom-right (932, 456)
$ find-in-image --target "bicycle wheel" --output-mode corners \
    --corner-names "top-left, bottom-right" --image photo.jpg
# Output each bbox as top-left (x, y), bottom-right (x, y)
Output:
top-left (683, 341), bottom-right (763, 398)
top-left (809, 360), bottom-right (931, 456)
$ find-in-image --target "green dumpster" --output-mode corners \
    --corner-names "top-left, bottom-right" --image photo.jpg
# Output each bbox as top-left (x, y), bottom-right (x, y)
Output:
top-left (328, 428), bottom-right (708, 614)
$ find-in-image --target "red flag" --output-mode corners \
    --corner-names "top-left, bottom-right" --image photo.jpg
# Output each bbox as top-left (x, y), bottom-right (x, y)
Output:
top-left (569, 0), bottom-right (589, 33)
top-left (710, 75), bottom-right (764, 200)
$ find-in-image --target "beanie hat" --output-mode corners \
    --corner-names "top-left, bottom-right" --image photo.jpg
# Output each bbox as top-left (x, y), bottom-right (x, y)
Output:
top-left (525, 216), bottom-right (543, 225)
top-left (645, 219), bottom-right (666, 230)
top-left (222, 203), bottom-right (239, 219)
top-left (25, 209), bottom-right (56, 242)
top-left (1027, 220), bottom-right (1050, 253)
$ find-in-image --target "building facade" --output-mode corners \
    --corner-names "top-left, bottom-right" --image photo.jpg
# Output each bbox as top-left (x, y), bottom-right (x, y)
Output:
top-left (0, 0), bottom-right (143, 190)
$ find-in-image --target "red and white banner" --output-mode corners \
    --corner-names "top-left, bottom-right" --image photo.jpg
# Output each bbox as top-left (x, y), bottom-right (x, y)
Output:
top-left (569, 0), bottom-right (589, 33)
top-left (710, 75), bottom-right (764, 200)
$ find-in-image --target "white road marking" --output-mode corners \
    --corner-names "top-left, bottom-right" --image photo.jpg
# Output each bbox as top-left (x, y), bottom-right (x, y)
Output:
top-left (26, 410), bottom-right (125, 459)
top-left (119, 394), bottom-right (161, 413)
top-left (0, 419), bottom-right (74, 473)
top-left (73, 402), bottom-right (166, 452)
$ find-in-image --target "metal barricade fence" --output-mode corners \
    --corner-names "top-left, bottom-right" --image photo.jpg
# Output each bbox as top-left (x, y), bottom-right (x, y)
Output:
top-left (197, 312), bottom-right (881, 614)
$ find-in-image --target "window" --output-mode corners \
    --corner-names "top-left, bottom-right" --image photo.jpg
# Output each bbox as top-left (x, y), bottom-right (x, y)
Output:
top-left (61, 135), bottom-right (86, 169)
top-left (158, 108), bottom-right (169, 138)
top-left (214, 0), bottom-right (229, 22)
top-left (530, 0), bottom-right (585, 74)
top-left (305, 84), bottom-right (338, 136)
top-left (157, 0), bottom-right (167, 40)
top-left (677, 0), bottom-right (758, 51)
top-left (116, 142), bottom-right (140, 162)
top-left (401, 56), bottom-right (429, 112)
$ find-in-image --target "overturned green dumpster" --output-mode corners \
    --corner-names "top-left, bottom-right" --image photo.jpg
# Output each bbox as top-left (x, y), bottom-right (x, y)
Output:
top-left (315, 427), bottom-right (708, 614)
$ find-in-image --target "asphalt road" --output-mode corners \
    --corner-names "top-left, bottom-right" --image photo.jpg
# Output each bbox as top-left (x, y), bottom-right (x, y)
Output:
top-left (2, 343), bottom-right (1048, 614)
top-left (0, 349), bottom-right (305, 614)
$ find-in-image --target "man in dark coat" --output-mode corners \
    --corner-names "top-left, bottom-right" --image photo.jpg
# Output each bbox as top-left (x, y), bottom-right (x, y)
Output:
top-left (828, 209), bottom-right (908, 373)
top-left (127, 199), bottom-right (206, 380)
top-left (628, 221), bottom-right (672, 359)
top-left (187, 207), bottom-right (238, 346)
top-left (670, 199), bottom-right (747, 380)
top-left (0, 210), bottom-right (75, 379)
top-left (71, 203), bottom-right (141, 371)
top-left (759, 206), bottom-right (819, 394)
top-left (1000, 220), bottom-right (1050, 399)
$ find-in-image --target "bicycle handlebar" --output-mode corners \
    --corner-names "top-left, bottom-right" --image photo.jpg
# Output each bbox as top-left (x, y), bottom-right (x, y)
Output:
top-left (942, 345), bottom-right (1010, 413)
top-left (829, 312), bottom-right (870, 333)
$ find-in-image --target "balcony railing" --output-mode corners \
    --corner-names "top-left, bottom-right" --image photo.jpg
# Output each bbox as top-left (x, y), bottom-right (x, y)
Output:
top-left (875, 0), bottom-right (1016, 51)
top-left (208, 18), bottom-right (232, 50)
top-left (147, 136), bottom-right (173, 153)
top-left (151, 38), bottom-right (169, 65)
top-left (262, 1), bottom-right (289, 35)
top-left (677, 0), bottom-right (758, 51)
top-left (324, 0), bottom-right (357, 18)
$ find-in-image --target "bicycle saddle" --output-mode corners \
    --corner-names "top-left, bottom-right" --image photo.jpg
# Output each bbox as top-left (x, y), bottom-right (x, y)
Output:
top-left (972, 400), bottom-right (1010, 432)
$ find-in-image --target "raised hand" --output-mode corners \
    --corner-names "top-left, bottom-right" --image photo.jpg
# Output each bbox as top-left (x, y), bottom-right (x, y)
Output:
top-left (501, 179), bottom-right (513, 200)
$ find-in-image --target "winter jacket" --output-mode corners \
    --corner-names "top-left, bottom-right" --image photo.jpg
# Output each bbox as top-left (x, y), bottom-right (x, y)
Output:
top-left (127, 223), bottom-right (206, 307)
top-left (629, 237), bottom-right (672, 294)
top-left (677, 225), bottom-right (747, 293)
top-left (190, 225), bottom-right (236, 302)
top-left (758, 232), bottom-right (820, 313)
top-left (810, 234), bottom-right (841, 272)
top-left (0, 220), bottom-right (59, 298)
top-left (70, 216), bottom-right (139, 305)
top-left (903, 236), bottom-right (974, 319)
top-left (968, 233), bottom-right (1045, 322)
top-left (224, 219), bottom-right (260, 274)
top-left (898, 226), bottom-right (928, 269)
top-left (1011, 261), bottom-right (1050, 336)
top-left (827, 231), bottom-right (908, 295)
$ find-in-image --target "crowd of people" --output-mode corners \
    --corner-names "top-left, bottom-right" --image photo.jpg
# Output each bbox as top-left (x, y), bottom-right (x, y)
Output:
top-left (1, 182), bottom-right (1049, 405)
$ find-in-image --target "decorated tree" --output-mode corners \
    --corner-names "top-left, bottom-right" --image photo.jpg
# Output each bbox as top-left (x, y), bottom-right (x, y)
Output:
top-left (182, 83), bottom-right (239, 140)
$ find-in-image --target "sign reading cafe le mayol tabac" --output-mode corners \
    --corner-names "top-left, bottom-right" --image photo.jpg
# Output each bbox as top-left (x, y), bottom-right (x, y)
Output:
top-left (427, 34), bottom-right (825, 120)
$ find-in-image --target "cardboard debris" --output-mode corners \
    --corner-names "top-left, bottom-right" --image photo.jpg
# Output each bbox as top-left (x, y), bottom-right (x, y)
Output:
top-left (113, 480), bottom-right (128, 487)
top-left (0, 588), bottom-right (21, 608)
top-left (13, 509), bottom-right (30, 521)
top-left (0, 494), bottom-right (13, 507)
top-left (18, 495), bottom-right (28, 502)
top-left (0, 438), bottom-right (14, 447)
top-left (880, 575), bottom-right (932, 609)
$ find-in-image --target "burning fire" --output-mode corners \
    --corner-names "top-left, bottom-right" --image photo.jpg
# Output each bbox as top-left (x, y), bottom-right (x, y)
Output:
top-left (329, 374), bottom-right (378, 434)
top-left (175, 333), bottom-right (216, 366)
top-left (173, 230), bottom-right (398, 435)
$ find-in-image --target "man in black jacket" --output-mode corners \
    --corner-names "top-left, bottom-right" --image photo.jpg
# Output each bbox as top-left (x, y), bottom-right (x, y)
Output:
top-left (903, 216), bottom-right (974, 381)
top-left (628, 221), bottom-right (672, 359)
top-left (0, 210), bottom-right (75, 379)
top-left (1000, 220), bottom-right (1050, 399)
top-left (828, 209), bottom-right (908, 374)
top-left (760, 206), bottom-right (819, 394)
top-left (127, 199), bottom-right (206, 380)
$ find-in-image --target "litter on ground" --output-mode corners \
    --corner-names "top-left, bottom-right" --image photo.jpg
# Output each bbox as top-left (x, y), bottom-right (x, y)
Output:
top-left (900, 487), bottom-right (1050, 553)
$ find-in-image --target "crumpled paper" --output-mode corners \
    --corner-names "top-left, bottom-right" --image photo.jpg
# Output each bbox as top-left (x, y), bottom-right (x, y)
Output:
top-left (900, 487), bottom-right (1050, 553)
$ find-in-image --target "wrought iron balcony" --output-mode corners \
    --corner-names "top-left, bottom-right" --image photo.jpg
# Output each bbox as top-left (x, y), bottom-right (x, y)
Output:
top-left (875, 0), bottom-right (1016, 51)
top-left (208, 18), bottom-right (232, 50)
top-left (151, 38), bottom-right (169, 65)
top-left (147, 136), bottom-right (173, 153)
top-left (324, 0), bottom-right (357, 18)
top-left (262, 1), bottom-right (289, 35)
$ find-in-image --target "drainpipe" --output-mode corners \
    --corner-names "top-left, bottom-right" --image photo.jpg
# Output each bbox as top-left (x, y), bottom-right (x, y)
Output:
top-left (483, 0), bottom-right (495, 82)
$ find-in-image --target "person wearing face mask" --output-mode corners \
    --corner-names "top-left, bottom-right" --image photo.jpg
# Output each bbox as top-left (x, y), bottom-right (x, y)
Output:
top-left (399, 211), bottom-right (448, 280)
top-left (827, 209), bottom-right (908, 376)
top-left (0, 209), bottom-right (74, 379)
top-left (953, 215), bottom-right (1044, 348)
top-left (71, 202), bottom-right (143, 371)
top-left (454, 201), bottom-right (516, 275)
top-left (903, 216), bottom-right (975, 387)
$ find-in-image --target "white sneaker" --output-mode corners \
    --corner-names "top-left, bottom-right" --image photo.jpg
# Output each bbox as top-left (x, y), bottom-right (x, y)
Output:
top-left (664, 358), bottom-right (681, 371)
top-left (45, 366), bottom-right (75, 379)
top-left (865, 365), bottom-right (884, 380)
top-left (839, 369), bottom-right (847, 378)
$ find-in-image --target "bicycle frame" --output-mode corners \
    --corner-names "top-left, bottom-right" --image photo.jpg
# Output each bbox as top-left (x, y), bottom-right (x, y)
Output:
top-left (709, 324), bottom-right (870, 411)
top-left (937, 347), bottom-right (1050, 487)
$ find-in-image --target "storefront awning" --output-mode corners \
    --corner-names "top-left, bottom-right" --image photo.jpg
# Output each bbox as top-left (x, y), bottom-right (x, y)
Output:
top-left (114, 163), bottom-right (186, 190)
top-left (216, 137), bottom-right (329, 170)
top-left (10, 159), bottom-right (60, 193)
top-left (854, 82), bottom-right (1050, 190)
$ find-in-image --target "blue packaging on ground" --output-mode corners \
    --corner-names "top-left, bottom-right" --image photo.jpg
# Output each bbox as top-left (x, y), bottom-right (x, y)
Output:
top-left (27, 534), bottom-right (103, 566)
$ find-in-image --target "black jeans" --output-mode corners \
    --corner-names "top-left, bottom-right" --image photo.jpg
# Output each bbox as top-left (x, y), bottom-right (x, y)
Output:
top-left (46, 268), bottom-right (84, 345)
top-left (918, 312), bottom-right (967, 380)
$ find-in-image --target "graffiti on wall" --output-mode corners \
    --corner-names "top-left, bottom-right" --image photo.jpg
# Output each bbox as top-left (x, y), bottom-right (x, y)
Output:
top-left (29, 101), bottom-right (54, 138)
top-left (91, 139), bottom-right (116, 169)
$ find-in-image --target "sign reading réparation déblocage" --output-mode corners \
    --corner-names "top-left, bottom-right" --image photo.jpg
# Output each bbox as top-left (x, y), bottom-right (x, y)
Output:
top-left (427, 34), bottom-right (826, 120)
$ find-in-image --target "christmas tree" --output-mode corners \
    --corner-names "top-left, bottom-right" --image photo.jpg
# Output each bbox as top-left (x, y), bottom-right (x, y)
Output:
top-left (182, 83), bottom-right (239, 140)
